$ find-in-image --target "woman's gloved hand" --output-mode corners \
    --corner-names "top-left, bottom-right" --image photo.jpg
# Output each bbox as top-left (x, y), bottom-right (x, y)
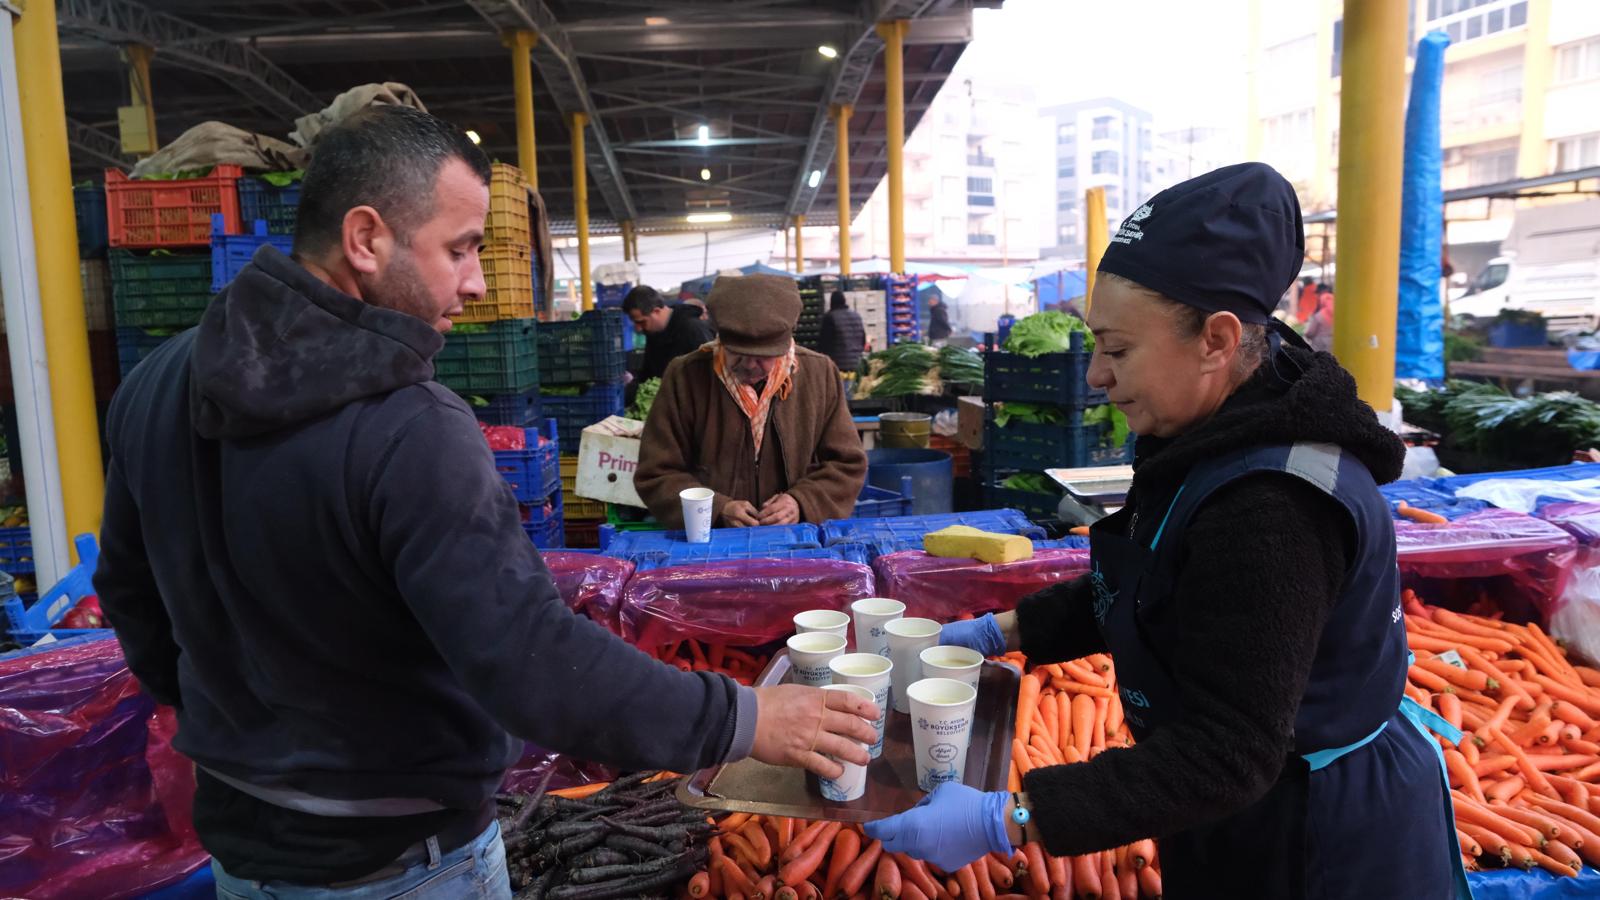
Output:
top-left (863, 783), bottom-right (1012, 872)
top-left (939, 613), bottom-right (1006, 658)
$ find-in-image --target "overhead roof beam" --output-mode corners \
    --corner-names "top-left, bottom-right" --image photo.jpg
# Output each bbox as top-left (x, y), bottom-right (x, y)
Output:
top-left (623, 168), bottom-right (786, 203)
top-left (66, 118), bottom-right (133, 169)
top-left (57, 0), bottom-right (322, 121)
top-left (464, 0), bottom-right (636, 222)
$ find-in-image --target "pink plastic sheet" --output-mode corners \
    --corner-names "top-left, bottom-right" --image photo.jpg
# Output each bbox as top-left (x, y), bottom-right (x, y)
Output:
top-left (0, 637), bottom-right (206, 899)
top-left (1535, 502), bottom-right (1600, 548)
top-left (498, 743), bottom-right (617, 795)
top-left (1396, 508), bottom-right (1579, 624)
top-left (541, 552), bottom-right (635, 630)
top-left (873, 549), bottom-right (1092, 621)
top-left (619, 559), bottom-right (876, 648)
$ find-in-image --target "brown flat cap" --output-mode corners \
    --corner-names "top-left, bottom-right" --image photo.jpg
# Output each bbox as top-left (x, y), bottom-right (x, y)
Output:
top-left (706, 274), bottom-right (801, 356)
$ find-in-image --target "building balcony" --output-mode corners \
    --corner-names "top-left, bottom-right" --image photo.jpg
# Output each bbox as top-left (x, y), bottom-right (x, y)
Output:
top-left (967, 154), bottom-right (996, 168)
top-left (967, 233), bottom-right (997, 246)
top-left (967, 194), bottom-right (996, 207)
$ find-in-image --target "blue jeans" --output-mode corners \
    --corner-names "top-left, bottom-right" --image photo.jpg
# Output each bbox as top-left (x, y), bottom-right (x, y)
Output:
top-left (212, 820), bottom-right (511, 899)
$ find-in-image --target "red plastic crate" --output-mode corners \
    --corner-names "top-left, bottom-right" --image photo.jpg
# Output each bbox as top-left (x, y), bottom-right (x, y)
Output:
top-left (105, 165), bottom-right (242, 249)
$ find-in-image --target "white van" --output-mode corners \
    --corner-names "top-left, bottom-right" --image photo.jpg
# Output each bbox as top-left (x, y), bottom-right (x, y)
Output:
top-left (1452, 200), bottom-right (1600, 334)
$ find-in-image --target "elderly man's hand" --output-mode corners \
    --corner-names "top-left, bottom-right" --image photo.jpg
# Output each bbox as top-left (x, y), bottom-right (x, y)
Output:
top-left (721, 500), bottom-right (761, 527)
top-left (750, 684), bottom-right (879, 780)
top-left (758, 493), bottom-right (800, 526)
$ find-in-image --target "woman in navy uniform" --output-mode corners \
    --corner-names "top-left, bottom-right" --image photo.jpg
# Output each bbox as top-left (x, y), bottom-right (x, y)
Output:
top-left (864, 163), bottom-right (1468, 900)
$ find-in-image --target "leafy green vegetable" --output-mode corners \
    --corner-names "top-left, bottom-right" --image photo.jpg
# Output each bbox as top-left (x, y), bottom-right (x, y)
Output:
top-left (1002, 310), bottom-right (1094, 357)
top-left (448, 323), bottom-right (490, 334)
top-left (855, 342), bottom-right (942, 398)
top-left (1397, 380), bottom-right (1600, 468)
top-left (1001, 472), bottom-right (1057, 494)
top-left (542, 385), bottom-right (582, 397)
top-left (1082, 404), bottom-right (1132, 449)
top-left (936, 345), bottom-right (984, 387)
top-left (625, 378), bottom-right (661, 421)
top-left (993, 402), bottom-right (1066, 428)
top-left (257, 170), bottom-right (305, 188)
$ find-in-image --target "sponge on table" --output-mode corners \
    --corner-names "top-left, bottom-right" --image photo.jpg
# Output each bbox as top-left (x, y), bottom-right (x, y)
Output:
top-left (923, 525), bottom-right (1034, 564)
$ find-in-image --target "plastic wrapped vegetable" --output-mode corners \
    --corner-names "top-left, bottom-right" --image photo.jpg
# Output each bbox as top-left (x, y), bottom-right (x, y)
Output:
top-left (541, 552), bottom-right (635, 629)
top-left (618, 559), bottom-right (875, 648)
top-left (873, 548), bottom-right (1090, 621)
top-left (1395, 508), bottom-right (1578, 626)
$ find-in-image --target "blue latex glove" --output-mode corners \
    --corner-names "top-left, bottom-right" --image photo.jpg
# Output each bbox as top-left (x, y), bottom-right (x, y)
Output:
top-left (863, 783), bottom-right (1011, 872)
top-left (939, 612), bottom-right (1005, 658)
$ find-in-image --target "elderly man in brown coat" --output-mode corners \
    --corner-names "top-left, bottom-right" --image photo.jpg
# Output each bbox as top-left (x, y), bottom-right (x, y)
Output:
top-left (636, 274), bottom-right (867, 528)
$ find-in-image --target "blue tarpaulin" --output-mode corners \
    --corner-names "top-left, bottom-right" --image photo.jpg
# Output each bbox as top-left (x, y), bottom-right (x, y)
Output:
top-left (1466, 867), bottom-right (1600, 900)
top-left (1033, 269), bottom-right (1088, 311)
top-left (1395, 30), bottom-right (1450, 381)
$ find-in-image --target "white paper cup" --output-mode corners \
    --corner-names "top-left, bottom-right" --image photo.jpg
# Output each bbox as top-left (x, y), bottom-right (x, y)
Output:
top-left (818, 684), bottom-right (874, 802)
top-left (794, 609), bottom-right (850, 640)
top-left (920, 645), bottom-right (984, 692)
top-left (680, 487), bottom-right (714, 543)
top-left (851, 597), bottom-right (906, 658)
top-left (829, 653), bottom-right (893, 758)
top-left (787, 632), bottom-right (848, 687)
top-left (885, 617), bottom-right (942, 713)
top-left (908, 677), bottom-right (978, 792)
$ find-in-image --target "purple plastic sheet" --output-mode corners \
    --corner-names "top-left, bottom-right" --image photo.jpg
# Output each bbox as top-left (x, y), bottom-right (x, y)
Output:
top-left (619, 559), bottom-right (875, 648)
top-left (0, 637), bottom-right (206, 899)
top-left (541, 552), bottom-right (635, 631)
top-left (498, 743), bottom-right (618, 795)
top-left (873, 549), bottom-right (1092, 621)
top-left (1396, 508), bottom-right (1579, 624)
top-left (1535, 502), bottom-right (1600, 547)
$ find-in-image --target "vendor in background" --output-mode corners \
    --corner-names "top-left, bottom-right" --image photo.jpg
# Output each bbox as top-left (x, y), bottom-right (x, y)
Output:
top-left (818, 289), bottom-right (867, 374)
top-left (622, 284), bottom-right (715, 400)
top-left (864, 163), bottom-right (1464, 900)
top-left (635, 274), bottom-right (866, 528)
top-left (94, 107), bottom-right (877, 900)
top-left (1305, 283), bottom-right (1336, 353)
top-left (926, 292), bottom-right (953, 344)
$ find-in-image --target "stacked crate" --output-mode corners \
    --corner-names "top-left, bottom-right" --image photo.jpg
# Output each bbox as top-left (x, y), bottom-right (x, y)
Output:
top-left (539, 308), bottom-right (628, 543)
top-left (886, 273), bottom-right (920, 345)
top-left (795, 275), bottom-right (830, 350)
top-left (844, 288), bottom-right (888, 351)
top-left (491, 419), bottom-right (564, 549)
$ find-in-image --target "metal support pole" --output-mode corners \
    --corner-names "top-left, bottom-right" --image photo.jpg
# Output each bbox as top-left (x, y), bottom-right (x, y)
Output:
top-left (875, 20), bottom-right (907, 274)
top-left (794, 214), bottom-right (805, 274)
top-left (783, 223), bottom-right (790, 270)
top-left (1084, 186), bottom-right (1107, 312)
top-left (834, 104), bottom-right (852, 276)
top-left (570, 112), bottom-right (593, 310)
top-left (0, 0), bottom-right (68, 586)
top-left (1333, 0), bottom-right (1408, 412)
top-left (506, 30), bottom-right (539, 191)
top-left (123, 43), bottom-right (157, 158)
top-left (15, 0), bottom-right (103, 564)
top-left (620, 219), bottom-right (633, 262)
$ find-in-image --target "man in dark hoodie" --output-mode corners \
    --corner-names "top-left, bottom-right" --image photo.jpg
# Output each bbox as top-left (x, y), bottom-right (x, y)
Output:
top-left (866, 164), bottom-right (1465, 900)
top-left (94, 106), bottom-right (876, 898)
top-left (623, 284), bottom-right (714, 398)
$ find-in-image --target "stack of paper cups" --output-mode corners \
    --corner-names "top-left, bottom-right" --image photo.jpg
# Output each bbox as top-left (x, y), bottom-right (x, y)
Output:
top-left (851, 597), bottom-right (906, 658)
top-left (908, 678), bottom-right (978, 791)
top-left (818, 684), bottom-right (874, 802)
top-left (829, 653), bottom-right (893, 758)
top-left (885, 617), bottom-right (941, 713)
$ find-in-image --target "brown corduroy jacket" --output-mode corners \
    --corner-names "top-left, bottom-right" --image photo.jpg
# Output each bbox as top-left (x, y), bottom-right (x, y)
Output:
top-left (635, 347), bottom-right (867, 527)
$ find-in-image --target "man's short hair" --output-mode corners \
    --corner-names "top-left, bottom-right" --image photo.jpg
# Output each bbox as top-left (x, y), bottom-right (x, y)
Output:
top-left (621, 285), bottom-right (667, 314)
top-left (830, 290), bottom-right (848, 310)
top-left (292, 106), bottom-right (490, 258)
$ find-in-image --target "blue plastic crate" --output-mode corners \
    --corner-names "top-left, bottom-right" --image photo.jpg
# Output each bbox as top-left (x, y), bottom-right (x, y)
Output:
top-left (542, 382), bottom-right (625, 440)
top-left (603, 523), bottom-right (822, 563)
top-left (235, 177), bottom-right (302, 236)
top-left (1378, 480), bottom-right (1489, 520)
top-left (853, 476), bottom-right (915, 519)
top-left (1487, 319), bottom-right (1546, 348)
top-left (539, 310), bottom-right (627, 385)
top-left (984, 415), bottom-right (1133, 471)
top-left (983, 483), bottom-right (1061, 522)
top-left (821, 509), bottom-right (1046, 558)
top-left (984, 331), bottom-right (1106, 407)
top-left (2, 535), bottom-right (105, 645)
top-left (0, 525), bottom-right (35, 575)
top-left (211, 214), bottom-right (293, 291)
top-left (596, 282), bottom-right (632, 308)
top-left (436, 319), bottom-right (540, 394)
top-left (1034, 535), bottom-right (1090, 550)
top-left (1431, 463), bottom-right (1600, 494)
top-left (461, 388), bottom-right (541, 426)
top-left (521, 493), bottom-right (565, 549)
top-left (629, 542), bottom-right (871, 572)
top-left (116, 327), bottom-right (180, 376)
top-left (75, 184), bottom-right (108, 259)
top-left (493, 419), bottom-right (560, 503)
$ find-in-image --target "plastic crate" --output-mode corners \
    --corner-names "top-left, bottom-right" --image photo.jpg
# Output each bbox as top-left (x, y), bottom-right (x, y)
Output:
top-left (75, 184), bottom-right (109, 258)
top-left (1378, 480), bottom-right (1489, 520)
top-left (485, 163), bottom-right (531, 245)
top-left (211, 215), bottom-right (294, 291)
top-left (539, 310), bottom-right (627, 385)
top-left (1035, 535), bottom-right (1091, 550)
top-left (459, 388), bottom-right (541, 426)
top-left (235, 176), bottom-right (301, 236)
top-left (629, 543), bottom-right (871, 572)
top-left (0, 525), bottom-right (32, 575)
top-left (603, 523), bottom-right (822, 562)
top-left (852, 476), bottom-right (915, 519)
top-left (522, 494), bottom-right (564, 549)
top-left (565, 517), bottom-right (605, 550)
top-left (435, 319), bottom-right (539, 394)
top-left (1431, 463), bottom-right (1600, 494)
top-left (984, 414), bottom-right (1133, 471)
top-left (493, 419), bottom-right (560, 503)
top-left (459, 243), bottom-right (535, 322)
top-left (542, 382), bottom-right (625, 440)
top-left (116, 327), bottom-right (179, 376)
top-left (109, 249), bottom-right (214, 328)
top-left (596, 282), bottom-right (632, 309)
top-left (984, 332), bottom-right (1105, 407)
top-left (1487, 319), bottom-right (1547, 348)
top-left (821, 509), bottom-right (1045, 557)
top-left (2, 535), bottom-right (106, 645)
top-left (105, 165), bottom-right (242, 249)
top-left (81, 258), bottom-right (114, 331)
top-left (559, 455), bottom-right (607, 520)
top-left (983, 483), bottom-right (1062, 522)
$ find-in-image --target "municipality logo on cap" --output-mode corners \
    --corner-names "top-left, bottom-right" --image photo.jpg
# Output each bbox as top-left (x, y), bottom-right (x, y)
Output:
top-left (1130, 204), bottom-right (1154, 223)
top-left (1113, 204), bottom-right (1154, 245)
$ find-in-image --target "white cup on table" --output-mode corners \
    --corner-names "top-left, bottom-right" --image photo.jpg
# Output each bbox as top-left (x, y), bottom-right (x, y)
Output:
top-left (793, 609), bottom-right (850, 640)
top-left (851, 597), bottom-right (906, 658)
top-left (920, 645), bottom-right (984, 692)
top-left (680, 487), bottom-right (714, 543)
top-left (787, 632), bottom-right (847, 687)
top-left (818, 683), bottom-right (875, 802)
top-left (885, 617), bottom-right (942, 714)
top-left (908, 677), bottom-right (979, 792)
top-left (829, 653), bottom-right (894, 759)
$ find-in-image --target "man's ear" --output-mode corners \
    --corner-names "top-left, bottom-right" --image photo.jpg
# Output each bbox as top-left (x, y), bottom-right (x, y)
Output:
top-left (342, 206), bottom-right (387, 276)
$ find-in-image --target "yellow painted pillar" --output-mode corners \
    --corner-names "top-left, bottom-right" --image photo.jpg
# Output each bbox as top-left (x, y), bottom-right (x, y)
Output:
top-left (794, 215), bottom-right (805, 274)
top-left (15, 0), bottom-right (105, 556)
top-left (876, 20), bottom-right (907, 274)
top-left (1083, 186), bottom-right (1108, 312)
top-left (506, 30), bottom-right (539, 191)
top-left (570, 113), bottom-right (592, 310)
top-left (1333, 0), bottom-right (1408, 410)
top-left (1518, 0), bottom-right (1554, 179)
top-left (783, 223), bottom-right (791, 270)
top-left (123, 44), bottom-right (157, 157)
top-left (630, 227), bottom-right (639, 264)
top-left (620, 220), bottom-right (633, 262)
top-left (834, 104), bottom-right (852, 276)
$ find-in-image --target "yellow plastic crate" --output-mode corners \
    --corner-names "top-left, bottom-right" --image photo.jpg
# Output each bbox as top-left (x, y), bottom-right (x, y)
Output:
top-left (484, 163), bottom-right (532, 246)
top-left (459, 242), bottom-right (534, 322)
top-left (559, 455), bottom-right (607, 519)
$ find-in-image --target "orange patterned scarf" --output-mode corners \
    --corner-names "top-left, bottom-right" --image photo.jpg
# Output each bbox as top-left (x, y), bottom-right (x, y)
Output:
top-left (710, 340), bottom-right (797, 459)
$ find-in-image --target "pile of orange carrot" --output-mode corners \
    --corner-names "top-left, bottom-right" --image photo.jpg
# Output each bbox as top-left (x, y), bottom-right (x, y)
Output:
top-left (1404, 589), bottom-right (1600, 877)
top-left (649, 640), bottom-right (771, 686)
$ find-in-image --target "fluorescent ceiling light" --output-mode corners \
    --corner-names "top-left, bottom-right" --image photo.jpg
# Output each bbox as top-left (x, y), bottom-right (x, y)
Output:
top-left (696, 124), bottom-right (711, 146)
top-left (818, 44), bottom-right (838, 58)
top-left (808, 169), bottom-right (823, 188)
top-left (700, 168), bottom-right (712, 181)
top-left (645, 16), bottom-right (670, 25)
top-left (687, 212), bottom-right (733, 224)
top-left (465, 130), bottom-right (482, 145)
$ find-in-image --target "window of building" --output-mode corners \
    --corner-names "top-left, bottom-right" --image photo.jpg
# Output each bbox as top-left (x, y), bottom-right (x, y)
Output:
top-left (1553, 134), bottom-right (1600, 172)
top-left (968, 232), bottom-right (997, 246)
top-left (1057, 124), bottom-right (1075, 144)
top-left (1092, 116), bottom-right (1115, 140)
top-left (968, 194), bottom-right (996, 207)
top-left (1557, 38), bottom-right (1600, 84)
top-left (1058, 158), bottom-right (1076, 178)
top-left (1092, 151), bottom-right (1119, 175)
top-left (1479, 63), bottom-right (1524, 105)
top-left (1057, 224), bottom-right (1075, 245)
top-left (1103, 186), bottom-right (1120, 209)
top-left (1428, 0), bottom-right (1527, 47)
top-left (1057, 195), bottom-right (1078, 212)
top-left (966, 176), bottom-right (993, 194)
top-left (1466, 147), bottom-right (1517, 186)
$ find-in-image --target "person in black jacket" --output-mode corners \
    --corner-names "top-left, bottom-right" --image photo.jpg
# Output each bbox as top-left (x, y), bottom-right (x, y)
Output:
top-left (926, 293), bottom-right (953, 343)
top-left (818, 290), bottom-right (866, 373)
top-left (94, 106), bottom-right (876, 899)
top-left (623, 285), bottom-right (715, 387)
top-left (864, 164), bottom-right (1463, 900)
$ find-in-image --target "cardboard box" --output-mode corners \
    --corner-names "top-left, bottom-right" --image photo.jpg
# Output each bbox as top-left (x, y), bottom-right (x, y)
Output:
top-left (957, 396), bottom-right (986, 450)
top-left (576, 416), bottom-right (646, 507)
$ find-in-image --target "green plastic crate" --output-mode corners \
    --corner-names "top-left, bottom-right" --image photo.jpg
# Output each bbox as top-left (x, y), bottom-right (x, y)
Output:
top-left (434, 319), bottom-right (539, 394)
top-left (109, 249), bottom-right (214, 328)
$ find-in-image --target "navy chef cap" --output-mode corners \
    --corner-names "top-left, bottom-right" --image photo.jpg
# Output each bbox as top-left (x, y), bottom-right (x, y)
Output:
top-left (1097, 162), bottom-right (1305, 326)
